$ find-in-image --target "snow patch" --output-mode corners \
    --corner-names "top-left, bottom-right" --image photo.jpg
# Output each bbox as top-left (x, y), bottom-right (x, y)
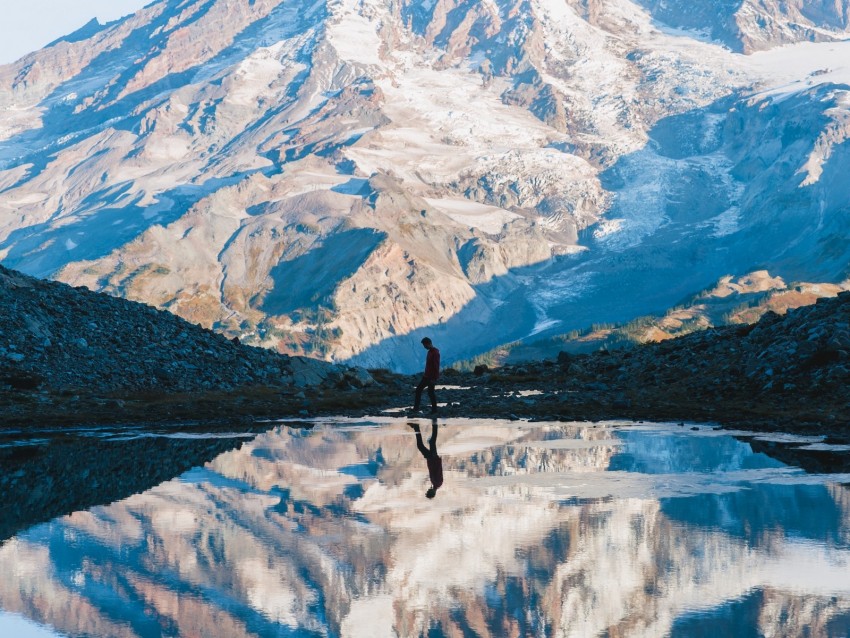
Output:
top-left (424, 197), bottom-right (519, 234)
top-left (593, 218), bottom-right (626, 240)
top-left (703, 206), bottom-right (741, 237)
top-left (745, 41), bottom-right (850, 100)
top-left (327, 0), bottom-right (383, 67)
top-left (226, 44), bottom-right (288, 107)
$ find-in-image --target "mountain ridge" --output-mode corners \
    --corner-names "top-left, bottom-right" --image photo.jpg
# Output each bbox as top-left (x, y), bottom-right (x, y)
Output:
top-left (0, 262), bottom-right (385, 428)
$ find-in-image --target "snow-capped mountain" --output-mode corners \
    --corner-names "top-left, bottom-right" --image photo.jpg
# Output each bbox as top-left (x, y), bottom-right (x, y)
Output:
top-left (1, 0), bottom-right (849, 371)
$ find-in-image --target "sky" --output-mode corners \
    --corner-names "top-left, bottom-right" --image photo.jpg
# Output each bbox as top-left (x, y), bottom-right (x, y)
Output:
top-left (0, 0), bottom-right (150, 64)
top-left (0, 612), bottom-right (64, 638)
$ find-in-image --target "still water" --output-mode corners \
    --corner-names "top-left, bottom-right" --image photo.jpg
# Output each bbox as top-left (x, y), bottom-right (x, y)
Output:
top-left (2, 418), bottom-right (850, 637)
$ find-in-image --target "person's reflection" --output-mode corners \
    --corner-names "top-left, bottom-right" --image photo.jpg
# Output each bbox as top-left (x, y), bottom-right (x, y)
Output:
top-left (408, 418), bottom-right (443, 498)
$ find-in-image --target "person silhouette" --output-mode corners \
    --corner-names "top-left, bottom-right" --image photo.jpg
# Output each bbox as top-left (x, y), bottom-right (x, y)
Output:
top-left (409, 418), bottom-right (443, 498)
top-left (411, 337), bottom-right (440, 415)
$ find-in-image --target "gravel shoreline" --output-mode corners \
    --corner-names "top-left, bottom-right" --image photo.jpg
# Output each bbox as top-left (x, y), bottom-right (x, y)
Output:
top-left (2, 363), bottom-right (847, 442)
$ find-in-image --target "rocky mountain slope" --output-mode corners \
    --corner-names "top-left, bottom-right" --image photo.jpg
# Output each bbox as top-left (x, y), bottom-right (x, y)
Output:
top-left (636, 0), bottom-right (850, 52)
top-left (0, 263), bottom-right (382, 426)
top-left (432, 289), bottom-right (850, 433)
top-left (473, 269), bottom-right (850, 363)
top-left (1, 0), bottom-right (849, 372)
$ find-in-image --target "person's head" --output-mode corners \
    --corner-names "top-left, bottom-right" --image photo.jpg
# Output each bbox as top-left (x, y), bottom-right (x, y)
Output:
top-left (421, 337), bottom-right (432, 350)
top-left (425, 486), bottom-right (437, 499)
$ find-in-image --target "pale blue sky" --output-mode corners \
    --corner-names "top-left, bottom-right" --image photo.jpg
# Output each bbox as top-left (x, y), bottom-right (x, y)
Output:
top-left (0, 0), bottom-right (150, 64)
top-left (0, 612), bottom-right (65, 637)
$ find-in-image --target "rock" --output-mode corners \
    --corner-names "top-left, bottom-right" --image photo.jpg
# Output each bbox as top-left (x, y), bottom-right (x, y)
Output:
top-left (612, 396), bottom-right (632, 409)
top-left (342, 367), bottom-right (375, 388)
top-left (1, 372), bottom-right (43, 390)
top-left (805, 348), bottom-right (841, 369)
top-left (473, 365), bottom-right (490, 376)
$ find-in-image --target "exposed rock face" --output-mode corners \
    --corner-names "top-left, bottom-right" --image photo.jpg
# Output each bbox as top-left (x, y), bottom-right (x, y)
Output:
top-left (635, 0), bottom-right (850, 52)
top-left (572, 290), bottom-right (850, 421)
top-left (0, 264), bottom-right (346, 393)
top-left (0, 0), bottom-right (849, 372)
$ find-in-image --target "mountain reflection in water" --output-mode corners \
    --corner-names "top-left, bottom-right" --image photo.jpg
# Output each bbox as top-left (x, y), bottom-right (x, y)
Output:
top-left (1, 418), bottom-right (850, 637)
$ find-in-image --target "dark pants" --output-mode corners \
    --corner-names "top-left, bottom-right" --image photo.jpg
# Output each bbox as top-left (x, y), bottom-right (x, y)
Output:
top-left (415, 426), bottom-right (437, 459)
top-left (414, 377), bottom-right (437, 411)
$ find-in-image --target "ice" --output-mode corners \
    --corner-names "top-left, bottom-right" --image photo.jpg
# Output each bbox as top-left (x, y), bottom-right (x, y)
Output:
top-left (526, 269), bottom-right (596, 337)
top-left (528, 317), bottom-right (562, 336)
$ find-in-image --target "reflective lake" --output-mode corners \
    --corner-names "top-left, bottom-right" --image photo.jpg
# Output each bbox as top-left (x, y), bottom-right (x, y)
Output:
top-left (2, 418), bottom-right (850, 637)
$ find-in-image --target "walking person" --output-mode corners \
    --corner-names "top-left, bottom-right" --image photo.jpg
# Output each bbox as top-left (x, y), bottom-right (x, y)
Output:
top-left (411, 337), bottom-right (440, 415)
top-left (408, 418), bottom-right (443, 499)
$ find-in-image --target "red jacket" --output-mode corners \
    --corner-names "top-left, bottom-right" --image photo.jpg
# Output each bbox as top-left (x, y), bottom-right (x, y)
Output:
top-left (424, 347), bottom-right (440, 380)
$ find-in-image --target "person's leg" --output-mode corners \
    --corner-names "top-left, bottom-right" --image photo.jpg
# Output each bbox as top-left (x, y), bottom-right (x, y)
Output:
top-left (415, 431), bottom-right (429, 458)
top-left (413, 377), bottom-right (427, 411)
top-left (427, 382), bottom-right (437, 411)
top-left (428, 420), bottom-right (438, 455)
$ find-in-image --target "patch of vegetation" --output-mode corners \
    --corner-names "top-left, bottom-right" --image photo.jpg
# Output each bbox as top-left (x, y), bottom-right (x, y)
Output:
top-left (453, 341), bottom-right (521, 371)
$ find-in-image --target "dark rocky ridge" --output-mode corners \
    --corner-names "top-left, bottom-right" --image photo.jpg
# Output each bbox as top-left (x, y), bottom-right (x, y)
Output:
top-left (0, 264), bottom-right (376, 425)
top-left (429, 290), bottom-right (850, 438)
top-left (2, 264), bottom-right (850, 441)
